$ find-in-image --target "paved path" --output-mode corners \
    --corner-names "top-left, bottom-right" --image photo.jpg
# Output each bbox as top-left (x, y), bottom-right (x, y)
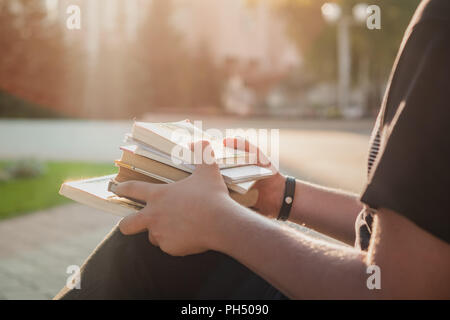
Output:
top-left (0, 117), bottom-right (373, 299)
top-left (0, 204), bottom-right (120, 299)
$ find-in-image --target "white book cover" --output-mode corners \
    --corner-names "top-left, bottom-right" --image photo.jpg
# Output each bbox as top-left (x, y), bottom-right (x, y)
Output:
top-left (59, 175), bottom-right (141, 217)
top-left (59, 175), bottom-right (259, 212)
top-left (132, 120), bottom-right (247, 163)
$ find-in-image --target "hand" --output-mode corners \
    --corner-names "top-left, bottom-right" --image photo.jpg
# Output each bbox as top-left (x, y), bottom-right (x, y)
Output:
top-left (224, 137), bottom-right (286, 219)
top-left (114, 141), bottom-right (233, 256)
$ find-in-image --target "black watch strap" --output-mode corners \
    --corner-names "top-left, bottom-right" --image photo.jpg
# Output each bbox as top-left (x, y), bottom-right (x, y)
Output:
top-left (277, 176), bottom-right (296, 221)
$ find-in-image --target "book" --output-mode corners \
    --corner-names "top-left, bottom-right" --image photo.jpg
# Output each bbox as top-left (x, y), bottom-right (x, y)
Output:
top-left (59, 175), bottom-right (143, 217)
top-left (118, 145), bottom-right (269, 192)
top-left (117, 160), bottom-right (257, 194)
top-left (115, 160), bottom-right (255, 194)
top-left (125, 134), bottom-right (195, 172)
top-left (59, 172), bottom-right (259, 216)
top-left (119, 146), bottom-right (190, 182)
top-left (131, 120), bottom-right (247, 167)
top-left (124, 143), bottom-right (272, 183)
top-left (114, 165), bottom-right (259, 207)
top-left (58, 119), bottom-right (270, 217)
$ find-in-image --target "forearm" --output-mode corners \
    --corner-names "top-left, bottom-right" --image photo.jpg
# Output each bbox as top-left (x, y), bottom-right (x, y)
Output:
top-left (288, 179), bottom-right (363, 245)
top-left (210, 200), bottom-right (371, 299)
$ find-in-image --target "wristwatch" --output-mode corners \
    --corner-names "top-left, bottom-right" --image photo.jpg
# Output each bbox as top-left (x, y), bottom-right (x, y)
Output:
top-left (277, 176), bottom-right (296, 221)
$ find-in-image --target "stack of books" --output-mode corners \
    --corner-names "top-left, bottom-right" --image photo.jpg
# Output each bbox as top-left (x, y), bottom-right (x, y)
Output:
top-left (59, 120), bottom-right (274, 217)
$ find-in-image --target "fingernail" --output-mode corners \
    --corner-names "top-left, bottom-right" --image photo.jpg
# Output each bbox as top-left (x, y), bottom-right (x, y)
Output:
top-left (108, 180), bottom-right (119, 193)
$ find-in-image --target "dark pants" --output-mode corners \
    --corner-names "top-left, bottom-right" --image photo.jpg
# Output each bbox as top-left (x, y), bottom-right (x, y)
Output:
top-left (55, 225), bottom-right (287, 299)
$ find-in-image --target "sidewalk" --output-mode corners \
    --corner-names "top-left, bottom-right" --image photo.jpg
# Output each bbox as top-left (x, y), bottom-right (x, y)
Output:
top-left (0, 204), bottom-right (120, 299)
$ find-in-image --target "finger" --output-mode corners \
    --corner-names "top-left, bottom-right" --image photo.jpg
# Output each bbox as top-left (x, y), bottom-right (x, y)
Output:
top-left (223, 137), bottom-right (271, 167)
top-left (223, 137), bottom-right (251, 152)
top-left (189, 140), bottom-right (218, 169)
top-left (113, 180), bottom-right (162, 202)
top-left (148, 231), bottom-right (159, 247)
top-left (119, 210), bottom-right (150, 235)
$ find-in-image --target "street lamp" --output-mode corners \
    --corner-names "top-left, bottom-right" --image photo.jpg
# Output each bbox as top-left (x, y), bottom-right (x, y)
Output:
top-left (321, 3), bottom-right (342, 23)
top-left (353, 3), bottom-right (370, 23)
top-left (321, 2), bottom-right (368, 112)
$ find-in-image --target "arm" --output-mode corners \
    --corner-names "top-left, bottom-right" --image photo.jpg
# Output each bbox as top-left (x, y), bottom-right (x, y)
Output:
top-left (212, 202), bottom-right (450, 299)
top-left (224, 137), bottom-right (363, 245)
top-left (210, 198), bottom-right (369, 299)
top-left (114, 141), bottom-right (450, 299)
top-left (291, 180), bottom-right (363, 245)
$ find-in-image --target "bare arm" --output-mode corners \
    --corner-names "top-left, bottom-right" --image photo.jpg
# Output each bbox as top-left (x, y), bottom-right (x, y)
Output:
top-left (242, 167), bottom-right (363, 246)
top-left (289, 179), bottom-right (363, 245)
top-left (211, 198), bottom-right (368, 299)
top-left (209, 202), bottom-right (450, 299)
top-left (224, 137), bottom-right (363, 245)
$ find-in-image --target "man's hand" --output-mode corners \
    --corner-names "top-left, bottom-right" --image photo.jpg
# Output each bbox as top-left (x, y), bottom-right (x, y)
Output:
top-left (114, 141), bottom-right (233, 256)
top-left (224, 137), bottom-right (285, 218)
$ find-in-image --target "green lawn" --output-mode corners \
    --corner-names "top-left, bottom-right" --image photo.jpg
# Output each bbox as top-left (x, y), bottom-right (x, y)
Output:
top-left (0, 161), bottom-right (116, 220)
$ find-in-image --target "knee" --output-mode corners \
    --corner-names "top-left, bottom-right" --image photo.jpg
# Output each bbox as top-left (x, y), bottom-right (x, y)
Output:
top-left (112, 225), bottom-right (156, 255)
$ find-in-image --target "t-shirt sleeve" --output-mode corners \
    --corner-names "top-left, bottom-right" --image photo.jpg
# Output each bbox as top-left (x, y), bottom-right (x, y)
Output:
top-left (360, 25), bottom-right (450, 244)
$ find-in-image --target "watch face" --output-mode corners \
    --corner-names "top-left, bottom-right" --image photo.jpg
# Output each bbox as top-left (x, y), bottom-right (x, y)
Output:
top-left (285, 196), bottom-right (293, 204)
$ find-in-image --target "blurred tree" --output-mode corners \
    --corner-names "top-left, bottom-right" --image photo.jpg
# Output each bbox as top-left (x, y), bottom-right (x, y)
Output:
top-left (131, 0), bottom-right (225, 115)
top-left (134, 0), bottom-right (189, 111)
top-left (0, 0), bottom-right (68, 117)
top-left (190, 41), bottom-right (224, 110)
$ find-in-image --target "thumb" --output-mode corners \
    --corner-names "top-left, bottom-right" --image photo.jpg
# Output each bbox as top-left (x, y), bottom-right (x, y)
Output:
top-left (112, 180), bottom-right (162, 203)
top-left (119, 210), bottom-right (149, 235)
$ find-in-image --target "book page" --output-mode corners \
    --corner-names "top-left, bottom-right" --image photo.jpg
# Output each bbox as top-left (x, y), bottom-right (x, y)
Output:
top-left (136, 120), bottom-right (246, 161)
top-left (64, 175), bottom-right (144, 210)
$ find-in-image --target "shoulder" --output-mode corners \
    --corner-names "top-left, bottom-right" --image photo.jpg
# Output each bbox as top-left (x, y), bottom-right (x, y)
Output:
top-left (413, 0), bottom-right (450, 27)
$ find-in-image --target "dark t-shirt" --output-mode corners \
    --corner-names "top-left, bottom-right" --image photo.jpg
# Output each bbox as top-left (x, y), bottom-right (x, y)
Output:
top-left (355, 0), bottom-right (450, 250)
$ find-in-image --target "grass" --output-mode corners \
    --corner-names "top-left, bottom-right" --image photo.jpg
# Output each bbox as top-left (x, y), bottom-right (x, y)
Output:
top-left (0, 161), bottom-right (116, 220)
